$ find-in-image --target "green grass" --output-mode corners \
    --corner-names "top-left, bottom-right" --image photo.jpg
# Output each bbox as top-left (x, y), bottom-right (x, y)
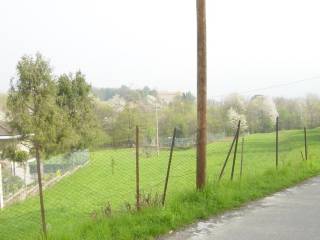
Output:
top-left (0, 128), bottom-right (320, 240)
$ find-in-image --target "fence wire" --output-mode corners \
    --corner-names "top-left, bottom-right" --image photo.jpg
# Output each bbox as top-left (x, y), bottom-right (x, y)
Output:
top-left (0, 126), bottom-right (319, 239)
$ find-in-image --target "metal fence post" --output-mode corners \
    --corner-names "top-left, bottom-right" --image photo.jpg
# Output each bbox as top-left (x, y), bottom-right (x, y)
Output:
top-left (162, 128), bottom-right (177, 206)
top-left (231, 121), bottom-right (241, 181)
top-left (135, 126), bottom-right (140, 211)
top-left (276, 116), bottom-right (279, 168)
top-left (219, 121), bottom-right (240, 181)
top-left (240, 137), bottom-right (244, 179)
top-left (304, 127), bottom-right (308, 160)
top-left (0, 163), bottom-right (4, 209)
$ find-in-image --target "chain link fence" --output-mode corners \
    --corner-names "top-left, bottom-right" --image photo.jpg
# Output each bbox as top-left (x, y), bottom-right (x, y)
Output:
top-left (0, 124), bottom-right (318, 239)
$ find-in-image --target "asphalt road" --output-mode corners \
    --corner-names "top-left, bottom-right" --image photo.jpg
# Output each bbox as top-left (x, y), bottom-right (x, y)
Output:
top-left (161, 177), bottom-right (320, 240)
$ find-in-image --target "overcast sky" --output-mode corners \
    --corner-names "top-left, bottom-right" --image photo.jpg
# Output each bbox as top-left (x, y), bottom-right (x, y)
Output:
top-left (1, 0), bottom-right (320, 99)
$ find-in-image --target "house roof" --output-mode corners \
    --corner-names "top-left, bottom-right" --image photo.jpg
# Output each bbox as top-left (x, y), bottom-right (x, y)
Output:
top-left (0, 122), bottom-right (11, 136)
top-left (0, 122), bottom-right (21, 140)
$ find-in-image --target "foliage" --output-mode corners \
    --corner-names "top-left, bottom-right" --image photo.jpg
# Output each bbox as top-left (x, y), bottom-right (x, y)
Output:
top-left (247, 95), bottom-right (278, 133)
top-left (57, 72), bottom-right (104, 148)
top-left (1, 144), bottom-right (28, 163)
top-left (6, 53), bottom-right (101, 160)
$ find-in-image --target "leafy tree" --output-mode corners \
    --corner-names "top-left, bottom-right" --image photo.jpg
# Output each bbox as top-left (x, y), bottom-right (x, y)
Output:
top-left (57, 72), bottom-right (104, 148)
top-left (7, 54), bottom-right (73, 162)
top-left (247, 95), bottom-right (278, 133)
top-left (303, 94), bottom-right (320, 128)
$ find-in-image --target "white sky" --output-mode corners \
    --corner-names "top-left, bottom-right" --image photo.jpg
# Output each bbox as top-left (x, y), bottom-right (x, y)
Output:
top-left (0, 0), bottom-right (320, 98)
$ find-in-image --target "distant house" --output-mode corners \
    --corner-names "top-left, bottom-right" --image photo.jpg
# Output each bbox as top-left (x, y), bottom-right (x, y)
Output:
top-left (158, 91), bottom-right (181, 104)
top-left (106, 94), bottom-right (126, 112)
top-left (0, 121), bottom-right (20, 142)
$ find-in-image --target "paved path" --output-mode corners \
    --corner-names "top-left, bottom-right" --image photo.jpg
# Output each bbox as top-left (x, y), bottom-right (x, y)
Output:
top-left (161, 177), bottom-right (320, 240)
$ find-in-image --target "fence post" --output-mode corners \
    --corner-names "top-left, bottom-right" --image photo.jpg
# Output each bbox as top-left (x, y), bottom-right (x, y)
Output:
top-left (0, 163), bottom-right (3, 209)
top-left (135, 126), bottom-right (140, 211)
top-left (219, 121), bottom-right (240, 181)
top-left (162, 128), bottom-right (177, 206)
top-left (240, 137), bottom-right (244, 179)
top-left (35, 146), bottom-right (47, 239)
top-left (111, 157), bottom-right (115, 175)
top-left (276, 116), bottom-right (279, 169)
top-left (304, 127), bottom-right (308, 161)
top-left (231, 121), bottom-right (241, 181)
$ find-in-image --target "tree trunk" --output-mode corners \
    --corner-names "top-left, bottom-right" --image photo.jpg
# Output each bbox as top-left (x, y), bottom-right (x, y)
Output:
top-left (35, 146), bottom-right (47, 238)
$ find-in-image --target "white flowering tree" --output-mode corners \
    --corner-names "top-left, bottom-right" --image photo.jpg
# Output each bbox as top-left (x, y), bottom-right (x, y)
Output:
top-left (227, 108), bottom-right (248, 135)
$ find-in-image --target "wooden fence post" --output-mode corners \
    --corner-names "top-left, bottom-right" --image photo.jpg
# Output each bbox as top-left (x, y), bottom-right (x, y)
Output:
top-left (135, 126), bottom-right (140, 211)
top-left (162, 128), bottom-right (177, 206)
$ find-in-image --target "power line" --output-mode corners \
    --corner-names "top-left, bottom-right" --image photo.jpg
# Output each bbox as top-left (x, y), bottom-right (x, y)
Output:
top-left (211, 76), bottom-right (320, 99)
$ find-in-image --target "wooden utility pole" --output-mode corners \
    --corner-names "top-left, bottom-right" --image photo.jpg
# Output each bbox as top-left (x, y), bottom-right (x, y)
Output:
top-left (196, 0), bottom-right (207, 189)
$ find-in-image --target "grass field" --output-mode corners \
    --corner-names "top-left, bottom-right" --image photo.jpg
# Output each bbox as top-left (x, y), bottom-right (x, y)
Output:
top-left (0, 128), bottom-right (319, 240)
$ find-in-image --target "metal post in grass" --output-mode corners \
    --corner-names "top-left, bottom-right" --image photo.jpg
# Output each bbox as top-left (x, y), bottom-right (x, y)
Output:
top-left (304, 127), bottom-right (308, 161)
top-left (0, 163), bottom-right (4, 209)
top-left (276, 116), bottom-right (279, 169)
top-left (240, 137), bottom-right (244, 179)
top-left (35, 146), bottom-right (47, 239)
top-left (162, 128), bottom-right (177, 206)
top-left (135, 126), bottom-right (140, 211)
top-left (219, 120), bottom-right (240, 181)
top-left (231, 121), bottom-right (241, 181)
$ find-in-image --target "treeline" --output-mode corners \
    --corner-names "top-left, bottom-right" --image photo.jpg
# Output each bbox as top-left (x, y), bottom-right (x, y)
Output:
top-left (92, 86), bottom-right (157, 102)
top-left (1, 54), bottom-right (320, 149)
top-left (93, 91), bottom-right (320, 146)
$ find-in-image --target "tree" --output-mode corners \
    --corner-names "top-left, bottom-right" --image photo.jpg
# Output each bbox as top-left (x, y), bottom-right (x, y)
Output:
top-left (57, 72), bottom-right (104, 148)
top-left (227, 108), bottom-right (248, 134)
top-left (247, 95), bottom-right (278, 133)
top-left (7, 54), bottom-right (74, 159)
top-left (1, 144), bottom-right (29, 195)
top-left (6, 53), bottom-right (96, 235)
top-left (304, 94), bottom-right (320, 128)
